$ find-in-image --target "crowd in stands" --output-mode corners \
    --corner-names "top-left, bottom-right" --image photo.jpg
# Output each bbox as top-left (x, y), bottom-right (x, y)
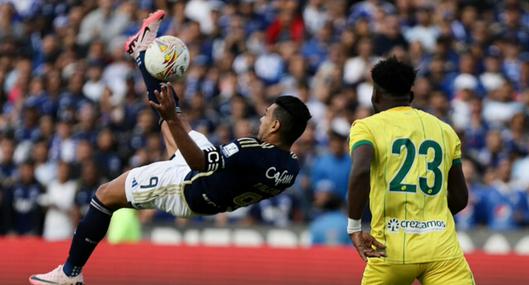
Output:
top-left (0, 0), bottom-right (529, 245)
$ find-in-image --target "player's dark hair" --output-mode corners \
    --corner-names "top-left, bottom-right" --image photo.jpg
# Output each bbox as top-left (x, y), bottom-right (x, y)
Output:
top-left (273, 96), bottom-right (311, 145)
top-left (371, 56), bottom-right (416, 97)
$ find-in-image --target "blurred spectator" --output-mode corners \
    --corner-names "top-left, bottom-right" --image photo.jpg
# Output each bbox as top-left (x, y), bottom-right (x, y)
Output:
top-left (128, 109), bottom-right (157, 153)
top-left (428, 91), bottom-right (451, 123)
top-left (73, 104), bottom-right (98, 144)
top-left (474, 130), bottom-right (510, 169)
top-left (449, 53), bottom-right (483, 99)
top-left (0, 137), bottom-right (17, 189)
top-left (455, 159), bottom-right (490, 230)
top-left (16, 104), bottom-right (40, 142)
top-left (255, 46), bottom-right (284, 85)
top-left (184, 0), bottom-right (216, 35)
top-left (404, 5), bottom-right (438, 52)
top-left (462, 97), bottom-right (489, 155)
top-left (483, 82), bottom-right (523, 128)
top-left (503, 113), bottom-right (529, 156)
top-left (485, 159), bottom-right (529, 231)
top-left (309, 180), bottom-right (350, 246)
top-left (6, 160), bottom-right (44, 236)
top-left (94, 128), bottom-right (122, 180)
top-left (77, 0), bottom-right (133, 46)
top-left (479, 52), bottom-right (506, 93)
top-left (41, 161), bottom-right (77, 241)
top-left (74, 160), bottom-right (101, 222)
top-left (49, 119), bottom-right (76, 163)
top-left (32, 139), bottom-right (57, 187)
top-left (373, 14), bottom-right (408, 56)
top-left (343, 37), bottom-right (378, 85)
top-left (302, 22), bottom-right (332, 73)
top-left (497, 3), bottom-right (529, 50)
top-left (266, 0), bottom-right (304, 44)
top-left (83, 63), bottom-right (106, 103)
top-left (311, 124), bottom-right (351, 200)
top-left (451, 89), bottom-right (475, 130)
top-left (303, 0), bottom-right (327, 36)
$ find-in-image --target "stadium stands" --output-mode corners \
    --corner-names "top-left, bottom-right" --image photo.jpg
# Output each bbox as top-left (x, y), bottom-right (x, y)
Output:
top-left (0, 0), bottom-right (528, 242)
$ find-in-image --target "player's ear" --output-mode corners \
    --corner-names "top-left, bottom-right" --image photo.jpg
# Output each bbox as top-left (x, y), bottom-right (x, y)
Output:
top-left (271, 119), bottom-right (281, 133)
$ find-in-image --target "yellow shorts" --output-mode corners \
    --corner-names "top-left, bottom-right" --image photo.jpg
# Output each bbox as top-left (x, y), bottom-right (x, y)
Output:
top-left (361, 256), bottom-right (475, 285)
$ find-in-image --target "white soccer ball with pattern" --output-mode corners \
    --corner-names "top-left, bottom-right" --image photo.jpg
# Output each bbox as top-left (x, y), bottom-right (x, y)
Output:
top-left (144, 35), bottom-right (190, 81)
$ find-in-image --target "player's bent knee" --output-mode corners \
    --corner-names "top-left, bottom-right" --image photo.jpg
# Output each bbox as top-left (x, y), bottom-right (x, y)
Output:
top-left (95, 182), bottom-right (126, 210)
top-left (94, 183), bottom-right (112, 204)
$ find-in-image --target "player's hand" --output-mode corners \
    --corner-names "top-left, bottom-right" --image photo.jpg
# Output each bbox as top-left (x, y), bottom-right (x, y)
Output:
top-left (349, 231), bottom-right (386, 262)
top-left (149, 83), bottom-right (178, 122)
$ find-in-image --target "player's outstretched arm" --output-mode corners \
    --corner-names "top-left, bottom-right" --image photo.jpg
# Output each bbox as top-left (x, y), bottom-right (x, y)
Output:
top-left (347, 144), bottom-right (386, 261)
top-left (447, 163), bottom-right (468, 215)
top-left (161, 121), bottom-right (178, 158)
top-left (150, 84), bottom-right (206, 171)
top-left (160, 108), bottom-right (191, 158)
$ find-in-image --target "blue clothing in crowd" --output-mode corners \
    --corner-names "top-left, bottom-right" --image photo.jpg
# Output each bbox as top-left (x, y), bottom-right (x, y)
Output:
top-left (310, 211), bottom-right (350, 246)
top-left (311, 154), bottom-right (351, 199)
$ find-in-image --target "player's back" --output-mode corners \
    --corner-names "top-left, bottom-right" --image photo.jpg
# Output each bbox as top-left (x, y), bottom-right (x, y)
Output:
top-left (183, 137), bottom-right (300, 215)
top-left (349, 106), bottom-right (463, 264)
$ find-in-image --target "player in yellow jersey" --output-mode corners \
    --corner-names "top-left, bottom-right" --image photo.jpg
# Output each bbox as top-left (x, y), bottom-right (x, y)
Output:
top-left (347, 57), bottom-right (474, 285)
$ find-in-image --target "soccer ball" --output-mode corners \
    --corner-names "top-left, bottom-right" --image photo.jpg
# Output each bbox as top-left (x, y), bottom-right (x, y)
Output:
top-left (144, 35), bottom-right (190, 81)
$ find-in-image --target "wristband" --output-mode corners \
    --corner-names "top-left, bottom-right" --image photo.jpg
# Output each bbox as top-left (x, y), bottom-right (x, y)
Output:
top-left (347, 218), bottom-right (362, 234)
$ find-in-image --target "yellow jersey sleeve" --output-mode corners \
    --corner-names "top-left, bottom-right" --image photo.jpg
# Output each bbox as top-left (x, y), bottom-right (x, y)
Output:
top-left (446, 126), bottom-right (462, 166)
top-left (452, 135), bottom-right (462, 165)
top-left (348, 120), bottom-right (374, 154)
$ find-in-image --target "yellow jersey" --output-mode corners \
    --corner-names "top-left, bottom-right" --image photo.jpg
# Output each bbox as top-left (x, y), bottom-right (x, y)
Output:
top-left (349, 106), bottom-right (463, 264)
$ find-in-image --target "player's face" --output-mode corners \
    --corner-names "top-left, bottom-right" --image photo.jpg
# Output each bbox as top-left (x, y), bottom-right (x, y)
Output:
top-left (257, 104), bottom-right (277, 140)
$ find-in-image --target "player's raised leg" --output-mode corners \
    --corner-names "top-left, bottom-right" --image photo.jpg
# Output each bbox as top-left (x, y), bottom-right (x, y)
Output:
top-left (29, 172), bottom-right (130, 285)
top-left (124, 9), bottom-right (185, 157)
top-left (124, 9), bottom-right (174, 106)
top-left (125, 10), bottom-right (165, 60)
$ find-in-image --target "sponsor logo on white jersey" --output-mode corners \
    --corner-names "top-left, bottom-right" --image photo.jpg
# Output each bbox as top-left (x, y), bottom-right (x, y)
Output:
top-left (386, 218), bottom-right (446, 234)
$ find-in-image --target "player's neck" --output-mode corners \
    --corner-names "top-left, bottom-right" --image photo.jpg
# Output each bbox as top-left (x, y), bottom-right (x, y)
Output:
top-left (262, 137), bottom-right (291, 151)
top-left (378, 102), bottom-right (410, 112)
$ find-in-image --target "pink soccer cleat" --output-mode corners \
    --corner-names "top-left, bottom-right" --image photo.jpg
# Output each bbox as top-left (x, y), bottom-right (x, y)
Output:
top-left (124, 10), bottom-right (166, 59)
top-left (29, 265), bottom-right (84, 285)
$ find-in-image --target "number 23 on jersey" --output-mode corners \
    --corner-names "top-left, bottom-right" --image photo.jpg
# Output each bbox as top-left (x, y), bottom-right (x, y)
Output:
top-left (389, 139), bottom-right (443, 196)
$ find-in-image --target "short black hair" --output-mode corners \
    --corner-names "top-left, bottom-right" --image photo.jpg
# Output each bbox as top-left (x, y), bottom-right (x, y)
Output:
top-left (273, 96), bottom-right (311, 145)
top-left (371, 56), bottom-right (416, 97)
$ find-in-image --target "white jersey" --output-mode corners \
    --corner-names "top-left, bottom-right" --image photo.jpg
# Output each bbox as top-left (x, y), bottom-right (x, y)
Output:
top-left (43, 180), bottom-right (77, 241)
top-left (125, 131), bottom-right (213, 217)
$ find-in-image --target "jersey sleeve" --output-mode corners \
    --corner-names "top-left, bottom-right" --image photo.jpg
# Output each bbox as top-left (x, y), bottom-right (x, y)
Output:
top-left (348, 120), bottom-right (375, 155)
top-left (202, 138), bottom-right (256, 171)
top-left (445, 125), bottom-right (462, 166)
top-left (451, 131), bottom-right (462, 166)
